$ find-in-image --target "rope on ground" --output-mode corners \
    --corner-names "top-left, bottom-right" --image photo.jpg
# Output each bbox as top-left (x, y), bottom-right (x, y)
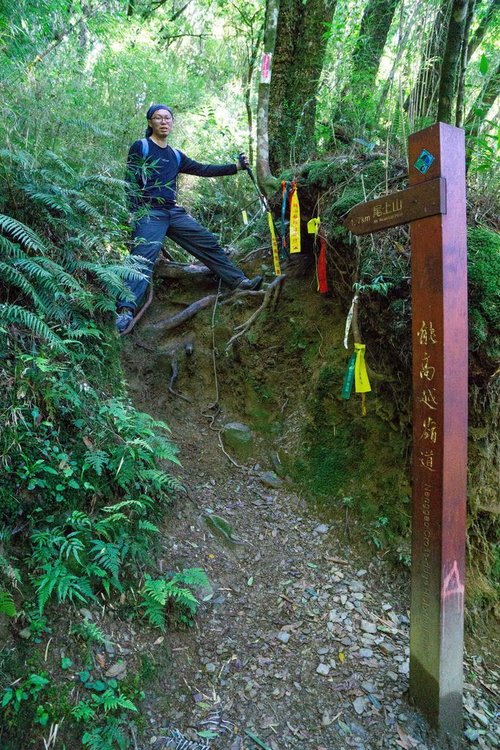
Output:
top-left (201, 280), bottom-right (245, 470)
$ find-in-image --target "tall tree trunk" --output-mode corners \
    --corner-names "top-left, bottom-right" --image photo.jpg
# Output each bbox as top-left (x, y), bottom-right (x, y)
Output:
top-left (256, 0), bottom-right (280, 194)
top-left (464, 61), bottom-right (500, 169)
top-left (455, 0), bottom-right (476, 127)
top-left (467, 0), bottom-right (499, 60)
top-left (406, 0), bottom-right (453, 123)
top-left (437, 0), bottom-right (470, 122)
top-left (348, 0), bottom-right (399, 120)
top-left (244, 22), bottom-right (264, 165)
top-left (267, 0), bottom-right (337, 172)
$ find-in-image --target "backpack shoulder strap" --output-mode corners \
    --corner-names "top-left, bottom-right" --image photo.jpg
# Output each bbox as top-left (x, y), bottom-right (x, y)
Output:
top-left (171, 147), bottom-right (181, 168)
top-left (140, 138), bottom-right (149, 159)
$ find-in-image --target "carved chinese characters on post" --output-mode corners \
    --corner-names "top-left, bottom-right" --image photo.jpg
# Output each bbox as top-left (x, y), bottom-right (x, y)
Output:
top-left (417, 324), bottom-right (439, 473)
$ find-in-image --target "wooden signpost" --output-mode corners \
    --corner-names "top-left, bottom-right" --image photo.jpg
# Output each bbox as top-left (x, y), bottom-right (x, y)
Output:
top-left (344, 122), bottom-right (468, 737)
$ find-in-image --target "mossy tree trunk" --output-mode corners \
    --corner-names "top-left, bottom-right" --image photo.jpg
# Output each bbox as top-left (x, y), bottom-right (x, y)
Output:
top-left (256, 0), bottom-right (280, 193)
top-left (437, 0), bottom-right (470, 122)
top-left (346, 0), bottom-right (399, 128)
top-left (464, 61), bottom-right (500, 169)
top-left (406, 0), bottom-right (453, 123)
top-left (267, 0), bottom-right (337, 173)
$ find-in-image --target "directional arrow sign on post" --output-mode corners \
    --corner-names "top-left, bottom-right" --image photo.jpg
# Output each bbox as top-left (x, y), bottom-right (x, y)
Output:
top-left (344, 122), bottom-right (468, 738)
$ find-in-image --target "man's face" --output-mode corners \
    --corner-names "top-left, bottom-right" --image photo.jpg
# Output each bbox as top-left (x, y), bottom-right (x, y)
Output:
top-left (149, 109), bottom-right (173, 139)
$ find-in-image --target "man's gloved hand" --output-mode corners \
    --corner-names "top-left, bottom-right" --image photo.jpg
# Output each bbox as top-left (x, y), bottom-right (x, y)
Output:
top-left (237, 152), bottom-right (250, 171)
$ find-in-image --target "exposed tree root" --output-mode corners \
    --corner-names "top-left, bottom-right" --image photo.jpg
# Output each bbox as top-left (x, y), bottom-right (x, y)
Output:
top-left (225, 275), bottom-right (286, 349)
top-left (121, 284), bottom-right (154, 336)
top-left (145, 293), bottom-right (226, 333)
top-left (155, 260), bottom-right (213, 280)
top-left (168, 359), bottom-right (191, 402)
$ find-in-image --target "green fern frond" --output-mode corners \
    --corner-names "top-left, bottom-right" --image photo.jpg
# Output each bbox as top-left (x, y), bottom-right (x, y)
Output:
top-left (171, 568), bottom-right (210, 589)
top-left (0, 304), bottom-right (65, 350)
top-left (0, 590), bottom-right (16, 617)
top-left (0, 261), bottom-right (44, 307)
top-left (0, 235), bottom-right (25, 258)
top-left (90, 541), bottom-right (121, 580)
top-left (44, 150), bottom-right (77, 178)
top-left (12, 258), bottom-right (60, 291)
top-left (137, 520), bottom-right (160, 534)
top-left (0, 214), bottom-right (47, 253)
top-left (83, 449), bottom-right (109, 476)
top-left (75, 199), bottom-right (102, 221)
top-left (98, 688), bottom-right (137, 713)
top-left (0, 147), bottom-right (34, 170)
top-left (21, 187), bottom-right (73, 215)
top-left (67, 119), bottom-right (113, 137)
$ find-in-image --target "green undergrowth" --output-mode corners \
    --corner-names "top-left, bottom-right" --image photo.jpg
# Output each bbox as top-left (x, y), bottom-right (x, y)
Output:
top-left (0, 143), bottom-right (208, 748)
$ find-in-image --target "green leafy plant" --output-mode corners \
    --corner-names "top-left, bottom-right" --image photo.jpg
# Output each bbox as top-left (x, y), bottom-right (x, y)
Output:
top-left (1, 673), bottom-right (50, 724)
top-left (0, 591), bottom-right (16, 617)
top-left (140, 569), bottom-right (210, 630)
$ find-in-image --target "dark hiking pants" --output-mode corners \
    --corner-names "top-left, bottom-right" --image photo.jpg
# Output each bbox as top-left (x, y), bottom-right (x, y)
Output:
top-left (118, 206), bottom-right (246, 311)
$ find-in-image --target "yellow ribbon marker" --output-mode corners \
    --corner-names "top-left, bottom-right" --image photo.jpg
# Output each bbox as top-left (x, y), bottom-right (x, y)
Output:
top-left (289, 183), bottom-right (301, 254)
top-left (354, 343), bottom-right (371, 393)
top-left (307, 217), bottom-right (321, 236)
top-left (242, 210), bottom-right (248, 225)
top-left (267, 211), bottom-right (281, 275)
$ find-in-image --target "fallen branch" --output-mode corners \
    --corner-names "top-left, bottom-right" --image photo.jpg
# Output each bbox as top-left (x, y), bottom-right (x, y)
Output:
top-left (225, 275), bottom-right (286, 349)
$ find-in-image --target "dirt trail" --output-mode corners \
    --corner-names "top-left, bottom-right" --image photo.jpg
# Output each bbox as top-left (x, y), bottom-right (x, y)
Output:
top-left (122, 377), bottom-right (499, 750)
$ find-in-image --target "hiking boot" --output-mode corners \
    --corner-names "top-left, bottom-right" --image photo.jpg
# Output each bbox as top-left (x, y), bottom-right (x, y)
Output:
top-left (235, 275), bottom-right (263, 291)
top-left (116, 309), bottom-right (133, 334)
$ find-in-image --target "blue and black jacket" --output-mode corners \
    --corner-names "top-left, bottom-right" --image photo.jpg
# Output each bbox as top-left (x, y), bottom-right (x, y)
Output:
top-left (125, 138), bottom-right (237, 212)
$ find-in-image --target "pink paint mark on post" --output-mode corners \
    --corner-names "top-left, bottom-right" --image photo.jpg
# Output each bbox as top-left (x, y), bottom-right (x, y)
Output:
top-left (442, 560), bottom-right (464, 633)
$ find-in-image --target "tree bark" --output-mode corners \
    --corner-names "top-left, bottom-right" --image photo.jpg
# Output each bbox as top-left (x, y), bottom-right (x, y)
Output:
top-left (437, 0), bottom-right (470, 122)
top-left (455, 0), bottom-right (476, 127)
top-left (406, 0), bottom-right (453, 122)
top-left (267, 0), bottom-right (337, 172)
top-left (347, 0), bottom-right (399, 127)
top-left (467, 0), bottom-right (499, 60)
top-left (464, 61), bottom-right (500, 168)
top-left (256, 0), bottom-right (280, 193)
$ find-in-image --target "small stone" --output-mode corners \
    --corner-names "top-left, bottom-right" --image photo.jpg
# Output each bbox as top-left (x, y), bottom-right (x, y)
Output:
top-left (359, 648), bottom-right (373, 658)
top-left (105, 661), bottom-right (126, 679)
top-left (356, 569), bottom-right (367, 577)
top-left (361, 681), bottom-right (377, 693)
top-left (205, 663), bottom-right (217, 674)
top-left (316, 663), bottom-right (330, 676)
top-left (382, 603), bottom-right (392, 611)
top-left (259, 471), bottom-right (283, 489)
top-left (322, 709), bottom-right (334, 726)
top-left (314, 524), bottom-right (330, 534)
top-left (277, 631), bottom-right (290, 644)
top-left (349, 581), bottom-right (365, 593)
top-left (361, 620), bottom-right (377, 634)
top-left (379, 641), bottom-right (397, 655)
top-left (19, 627), bottom-right (32, 640)
top-left (79, 608), bottom-right (93, 620)
top-left (353, 697), bottom-right (367, 714)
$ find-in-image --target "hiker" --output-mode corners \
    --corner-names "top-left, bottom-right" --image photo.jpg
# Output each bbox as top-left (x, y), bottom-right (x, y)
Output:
top-left (116, 103), bottom-right (263, 333)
